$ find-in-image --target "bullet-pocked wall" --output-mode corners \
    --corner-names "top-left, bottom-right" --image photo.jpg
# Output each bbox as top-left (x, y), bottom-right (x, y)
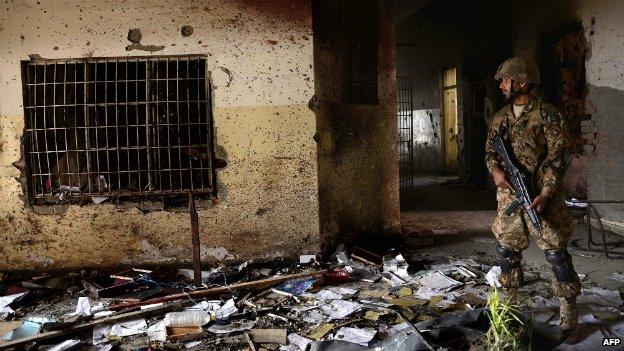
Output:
top-left (312, 0), bottom-right (401, 251)
top-left (0, 0), bottom-right (320, 270)
top-left (508, 0), bottom-right (624, 229)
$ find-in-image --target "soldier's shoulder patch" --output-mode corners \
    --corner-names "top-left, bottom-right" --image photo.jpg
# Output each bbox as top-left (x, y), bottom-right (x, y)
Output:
top-left (540, 102), bottom-right (562, 123)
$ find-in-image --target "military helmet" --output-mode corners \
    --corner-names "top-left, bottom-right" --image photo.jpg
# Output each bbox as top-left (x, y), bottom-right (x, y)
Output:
top-left (494, 57), bottom-right (540, 84)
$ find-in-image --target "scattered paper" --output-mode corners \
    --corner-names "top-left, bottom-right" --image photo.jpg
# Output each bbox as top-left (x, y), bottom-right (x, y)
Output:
top-left (578, 287), bottom-right (623, 307)
top-left (417, 271), bottom-right (463, 292)
top-left (146, 320), bottom-right (166, 342)
top-left (300, 255), bottom-right (317, 264)
top-left (302, 309), bottom-right (327, 324)
top-left (320, 300), bottom-right (362, 320)
top-left (329, 287), bottom-right (358, 295)
top-left (333, 327), bottom-right (377, 346)
top-left (93, 319), bottom-right (147, 344)
top-left (91, 196), bottom-right (109, 205)
top-left (0, 292), bottom-right (27, 319)
top-left (68, 297), bottom-right (92, 316)
top-left (485, 266), bottom-right (502, 288)
top-left (109, 318), bottom-right (147, 338)
top-left (608, 272), bottom-right (624, 282)
top-left (207, 320), bottom-right (255, 334)
top-left (287, 333), bottom-right (313, 350)
top-left (382, 254), bottom-right (411, 282)
top-left (215, 299), bottom-right (237, 319)
top-left (314, 289), bottom-right (344, 301)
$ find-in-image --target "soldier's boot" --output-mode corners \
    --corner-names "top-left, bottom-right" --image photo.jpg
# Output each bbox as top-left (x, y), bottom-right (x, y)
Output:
top-left (497, 244), bottom-right (524, 289)
top-left (545, 249), bottom-right (582, 332)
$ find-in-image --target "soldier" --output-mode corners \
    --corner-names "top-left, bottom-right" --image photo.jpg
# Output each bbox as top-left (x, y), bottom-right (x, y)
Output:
top-left (485, 57), bottom-right (581, 332)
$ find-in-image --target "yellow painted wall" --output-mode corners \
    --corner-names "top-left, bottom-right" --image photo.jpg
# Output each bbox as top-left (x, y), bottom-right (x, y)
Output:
top-left (0, 0), bottom-right (320, 270)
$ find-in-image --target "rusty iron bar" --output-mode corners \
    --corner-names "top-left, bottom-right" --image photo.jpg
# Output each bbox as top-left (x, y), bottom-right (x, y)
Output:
top-left (189, 191), bottom-right (202, 287)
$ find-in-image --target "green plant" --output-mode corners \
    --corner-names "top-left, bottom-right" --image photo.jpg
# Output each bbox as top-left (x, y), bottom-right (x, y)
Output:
top-left (485, 288), bottom-right (531, 351)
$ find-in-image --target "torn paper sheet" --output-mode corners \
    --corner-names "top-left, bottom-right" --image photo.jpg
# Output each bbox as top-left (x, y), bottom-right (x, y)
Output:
top-left (93, 319), bottom-right (147, 344)
top-left (485, 266), bottom-right (502, 288)
top-left (329, 287), bottom-right (358, 295)
top-left (381, 272), bottom-right (407, 287)
top-left (287, 333), bottom-right (313, 350)
top-left (332, 327), bottom-right (377, 346)
top-left (0, 293), bottom-right (27, 309)
top-left (302, 309), bottom-right (327, 324)
top-left (207, 320), bottom-right (255, 334)
top-left (68, 297), bottom-right (92, 316)
top-left (414, 287), bottom-right (460, 301)
top-left (314, 289), bottom-right (344, 301)
top-left (110, 318), bottom-right (147, 338)
top-left (320, 300), bottom-right (362, 320)
top-left (215, 299), bottom-right (237, 320)
top-left (0, 292), bottom-right (27, 319)
top-left (300, 255), bottom-right (317, 264)
top-left (382, 254), bottom-right (411, 281)
top-left (417, 271), bottom-right (463, 292)
top-left (147, 320), bottom-right (166, 342)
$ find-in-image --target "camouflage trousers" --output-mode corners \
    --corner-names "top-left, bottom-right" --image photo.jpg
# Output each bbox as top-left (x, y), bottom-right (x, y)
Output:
top-left (492, 187), bottom-right (581, 298)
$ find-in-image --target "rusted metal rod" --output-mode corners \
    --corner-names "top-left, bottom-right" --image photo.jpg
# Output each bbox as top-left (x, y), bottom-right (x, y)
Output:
top-left (189, 191), bottom-right (202, 287)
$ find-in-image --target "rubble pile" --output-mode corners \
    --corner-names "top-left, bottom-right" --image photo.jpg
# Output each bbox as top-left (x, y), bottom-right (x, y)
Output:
top-left (0, 247), bottom-right (623, 351)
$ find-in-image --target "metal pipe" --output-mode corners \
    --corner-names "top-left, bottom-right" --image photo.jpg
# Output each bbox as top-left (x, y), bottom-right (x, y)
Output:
top-left (189, 191), bottom-right (202, 287)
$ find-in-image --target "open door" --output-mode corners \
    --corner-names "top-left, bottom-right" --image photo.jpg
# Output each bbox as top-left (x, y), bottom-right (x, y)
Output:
top-left (443, 68), bottom-right (458, 173)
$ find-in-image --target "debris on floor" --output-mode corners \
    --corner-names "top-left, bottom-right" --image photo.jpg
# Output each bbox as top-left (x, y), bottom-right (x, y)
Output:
top-left (0, 246), bottom-right (622, 351)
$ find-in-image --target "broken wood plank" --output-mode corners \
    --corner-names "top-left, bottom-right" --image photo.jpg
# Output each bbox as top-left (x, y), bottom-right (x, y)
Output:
top-left (109, 270), bottom-right (327, 311)
top-left (351, 247), bottom-right (382, 266)
top-left (0, 301), bottom-right (188, 350)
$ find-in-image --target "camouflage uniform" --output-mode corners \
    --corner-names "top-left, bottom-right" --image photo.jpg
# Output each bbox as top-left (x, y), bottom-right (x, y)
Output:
top-left (485, 94), bottom-right (581, 328)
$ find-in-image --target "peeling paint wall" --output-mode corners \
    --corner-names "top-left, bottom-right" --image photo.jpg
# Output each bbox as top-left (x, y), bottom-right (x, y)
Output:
top-left (313, 0), bottom-right (401, 251)
top-left (0, 0), bottom-right (320, 270)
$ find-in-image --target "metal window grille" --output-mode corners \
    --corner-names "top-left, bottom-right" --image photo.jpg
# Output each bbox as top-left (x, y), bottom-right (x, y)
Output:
top-left (397, 76), bottom-right (414, 204)
top-left (21, 55), bottom-right (215, 203)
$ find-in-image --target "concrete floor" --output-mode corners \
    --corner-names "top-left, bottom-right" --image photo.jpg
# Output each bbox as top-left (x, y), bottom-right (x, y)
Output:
top-left (400, 174), bottom-right (624, 291)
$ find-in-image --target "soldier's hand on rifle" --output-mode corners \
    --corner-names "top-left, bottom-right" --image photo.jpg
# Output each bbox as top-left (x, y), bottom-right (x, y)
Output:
top-left (529, 195), bottom-right (547, 213)
top-left (492, 166), bottom-right (515, 193)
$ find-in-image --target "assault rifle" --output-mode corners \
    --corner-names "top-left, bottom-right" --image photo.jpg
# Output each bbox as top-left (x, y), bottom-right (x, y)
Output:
top-left (492, 134), bottom-right (543, 233)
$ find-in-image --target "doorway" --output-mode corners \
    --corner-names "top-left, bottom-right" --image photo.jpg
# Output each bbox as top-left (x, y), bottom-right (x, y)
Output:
top-left (442, 67), bottom-right (458, 173)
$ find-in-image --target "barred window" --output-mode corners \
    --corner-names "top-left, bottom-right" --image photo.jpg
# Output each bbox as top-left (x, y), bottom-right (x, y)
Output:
top-left (21, 56), bottom-right (216, 204)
